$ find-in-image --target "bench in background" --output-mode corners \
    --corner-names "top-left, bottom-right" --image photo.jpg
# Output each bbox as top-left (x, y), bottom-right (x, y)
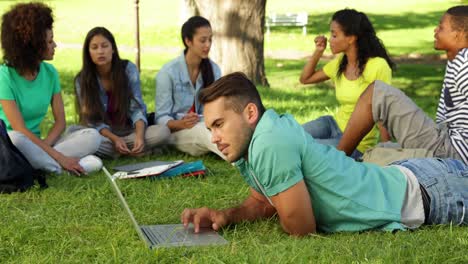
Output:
top-left (266, 12), bottom-right (308, 36)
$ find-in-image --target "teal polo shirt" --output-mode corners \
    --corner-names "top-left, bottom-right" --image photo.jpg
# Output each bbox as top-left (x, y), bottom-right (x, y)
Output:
top-left (235, 109), bottom-right (407, 233)
top-left (0, 62), bottom-right (61, 138)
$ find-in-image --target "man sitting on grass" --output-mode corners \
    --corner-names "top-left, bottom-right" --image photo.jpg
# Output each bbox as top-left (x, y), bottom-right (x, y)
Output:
top-left (337, 5), bottom-right (468, 164)
top-left (180, 72), bottom-right (468, 236)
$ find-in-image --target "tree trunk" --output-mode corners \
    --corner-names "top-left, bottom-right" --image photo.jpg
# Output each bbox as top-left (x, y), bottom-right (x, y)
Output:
top-left (134, 0), bottom-right (140, 70)
top-left (191, 0), bottom-right (269, 86)
top-left (180, 0), bottom-right (199, 25)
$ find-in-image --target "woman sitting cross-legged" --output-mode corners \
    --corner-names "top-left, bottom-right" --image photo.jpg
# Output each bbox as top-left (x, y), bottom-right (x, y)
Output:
top-left (74, 27), bottom-right (170, 159)
top-left (155, 16), bottom-right (225, 159)
top-left (0, 3), bottom-right (102, 176)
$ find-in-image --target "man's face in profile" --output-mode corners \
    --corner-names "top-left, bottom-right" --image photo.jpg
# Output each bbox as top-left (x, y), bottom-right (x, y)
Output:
top-left (204, 97), bottom-right (254, 162)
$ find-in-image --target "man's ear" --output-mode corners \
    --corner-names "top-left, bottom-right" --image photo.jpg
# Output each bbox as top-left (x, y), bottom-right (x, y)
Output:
top-left (244, 103), bottom-right (259, 126)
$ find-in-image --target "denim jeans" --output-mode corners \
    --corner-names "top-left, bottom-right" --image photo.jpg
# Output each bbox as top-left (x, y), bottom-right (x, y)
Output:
top-left (391, 158), bottom-right (468, 226)
top-left (302, 115), bottom-right (362, 159)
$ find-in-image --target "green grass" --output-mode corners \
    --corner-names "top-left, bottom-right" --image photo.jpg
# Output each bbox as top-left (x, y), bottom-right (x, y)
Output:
top-left (3, 57), bottom-right (467, 263)
top-left (0, 0), bottom-right (462, 57)
top-left (1, 0), bottom-right (468, 263)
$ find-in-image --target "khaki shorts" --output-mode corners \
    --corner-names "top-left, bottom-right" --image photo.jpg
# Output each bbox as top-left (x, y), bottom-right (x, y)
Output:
top-left (372, 80), bottom-right (462, 160)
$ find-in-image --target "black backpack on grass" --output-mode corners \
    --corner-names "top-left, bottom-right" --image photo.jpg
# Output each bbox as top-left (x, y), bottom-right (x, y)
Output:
top-left (0, 119), bottom-right (47, 193)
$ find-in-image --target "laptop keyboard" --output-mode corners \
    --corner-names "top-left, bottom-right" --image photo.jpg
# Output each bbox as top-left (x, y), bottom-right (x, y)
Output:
top-left (141, 225), bottom-right (188, 244)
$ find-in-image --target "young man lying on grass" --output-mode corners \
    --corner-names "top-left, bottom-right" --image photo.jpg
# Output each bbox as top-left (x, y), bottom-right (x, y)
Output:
top-left (181, 72), bottom-right (468, 236)
top-left (337, 5), bottom-right (468, 164)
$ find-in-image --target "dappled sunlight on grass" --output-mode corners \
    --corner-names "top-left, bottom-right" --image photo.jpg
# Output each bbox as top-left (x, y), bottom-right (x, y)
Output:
top-left (266, 0), bottom-right (457, 14)
top-left (261, 57), bottom-right (446, 124)
top-left (262, 58), bottom-right (338, 122)
top-left (1, 1), bottom-right (467, 262)
top-left (264, 5), bottom-right (451, 56)
top-left (0, 0), bottom-right (455, 58)
top-left (44, 54), bottom-right (446, 135)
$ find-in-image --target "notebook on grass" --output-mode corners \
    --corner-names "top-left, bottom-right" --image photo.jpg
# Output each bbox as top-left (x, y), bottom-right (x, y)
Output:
top-left (156, 160), bottom-right (206, 179)
top-left (112, 160), bottom-right (184, 179)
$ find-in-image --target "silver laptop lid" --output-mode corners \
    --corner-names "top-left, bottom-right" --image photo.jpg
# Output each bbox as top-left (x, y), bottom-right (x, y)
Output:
top-left (103, 167), bottom-right (228, 249)
top-left (102, 167), bottom-right (150, 246)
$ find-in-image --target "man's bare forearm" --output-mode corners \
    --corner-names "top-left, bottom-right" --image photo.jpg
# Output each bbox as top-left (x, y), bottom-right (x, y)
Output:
top-left (222, 193), bottom-right (276, 224)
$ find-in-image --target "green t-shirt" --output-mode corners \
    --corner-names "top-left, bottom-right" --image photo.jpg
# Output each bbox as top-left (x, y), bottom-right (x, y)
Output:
top-left (0, 62), bottom-right (61, 137)
top-left (323, 54), bottom-right (392, 153)
top-left (235, 109), bottom-right (407, 233)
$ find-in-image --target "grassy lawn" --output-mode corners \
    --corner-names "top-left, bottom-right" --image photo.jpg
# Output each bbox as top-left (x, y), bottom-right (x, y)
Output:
top-left (265, 0), bottom-right (461, 55)
top-left (1, 0), bottom-right (468, 263)
top-left (2, 57), bottom-right (468, 263)
top-left (0, 0), bottom-right (462, 57)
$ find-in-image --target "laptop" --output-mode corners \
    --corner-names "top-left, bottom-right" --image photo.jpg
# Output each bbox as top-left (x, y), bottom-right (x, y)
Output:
top-left (112, 160), bottom-right (184, 179)
top-left (103, 167), bottom-right (228, 248)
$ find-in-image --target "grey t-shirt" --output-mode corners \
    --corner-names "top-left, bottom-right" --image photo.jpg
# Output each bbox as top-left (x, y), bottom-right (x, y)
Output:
top-left (392, 165), bottom-right (425, 229)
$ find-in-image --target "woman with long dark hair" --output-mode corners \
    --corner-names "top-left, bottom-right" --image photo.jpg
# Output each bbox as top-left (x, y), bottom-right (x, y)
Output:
top-left (299, 9), bottom-right (396, 158)
top-left (155, 16), bottom-right (224, 158)
top-left (75, 27), bottom-right (170, 159)
top-left (0, 2), bottom-right (102, 176)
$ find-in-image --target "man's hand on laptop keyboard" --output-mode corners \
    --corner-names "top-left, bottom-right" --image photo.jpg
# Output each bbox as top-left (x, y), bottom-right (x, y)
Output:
top-left (181, 207), bottom-right (228, 233)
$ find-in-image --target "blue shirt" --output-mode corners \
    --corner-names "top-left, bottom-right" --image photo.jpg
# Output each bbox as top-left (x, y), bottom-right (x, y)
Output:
top-left (75, 61), bottom-right (147, 132)
top-left (235, 109), bottom-right (408, 233)
top-left (155, 53), bottom-right (221, 125)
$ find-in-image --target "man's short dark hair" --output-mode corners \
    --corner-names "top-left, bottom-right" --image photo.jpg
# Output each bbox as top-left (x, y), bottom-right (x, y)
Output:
top-left (447, 5), bottom-right (468, 39)
top-left (198, 72), bottom-right (266, 115)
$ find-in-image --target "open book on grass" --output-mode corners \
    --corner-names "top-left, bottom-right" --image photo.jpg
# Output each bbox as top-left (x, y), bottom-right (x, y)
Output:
top-left (112, 160), bottom-right (184, 179)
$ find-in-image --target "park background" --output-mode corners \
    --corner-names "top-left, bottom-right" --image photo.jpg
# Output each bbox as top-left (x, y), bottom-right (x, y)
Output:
top-left (0, 0), bottom-right (467, 263)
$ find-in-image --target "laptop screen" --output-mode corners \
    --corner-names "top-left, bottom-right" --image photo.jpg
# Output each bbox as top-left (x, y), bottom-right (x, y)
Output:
top-left (102, 167), bottom-right (150, 244)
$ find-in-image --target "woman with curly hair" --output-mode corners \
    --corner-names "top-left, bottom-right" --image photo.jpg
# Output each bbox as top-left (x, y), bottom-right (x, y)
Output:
top-left (299, 9), bottom-right (396, 159)
top-left (75, 27), bottom-right (170, 159)
top-left (0, 2), bottom-right (102, 176)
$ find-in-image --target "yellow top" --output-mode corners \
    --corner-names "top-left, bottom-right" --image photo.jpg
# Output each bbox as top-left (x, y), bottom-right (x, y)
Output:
top-left (323, 54), bottom-right (392, 153)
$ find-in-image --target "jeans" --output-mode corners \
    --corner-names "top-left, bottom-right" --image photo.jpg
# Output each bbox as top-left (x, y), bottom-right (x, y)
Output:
top-left (391, 158), bottom-right (468, 226)
top-left (302, 115), bottom-right (362, 159)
